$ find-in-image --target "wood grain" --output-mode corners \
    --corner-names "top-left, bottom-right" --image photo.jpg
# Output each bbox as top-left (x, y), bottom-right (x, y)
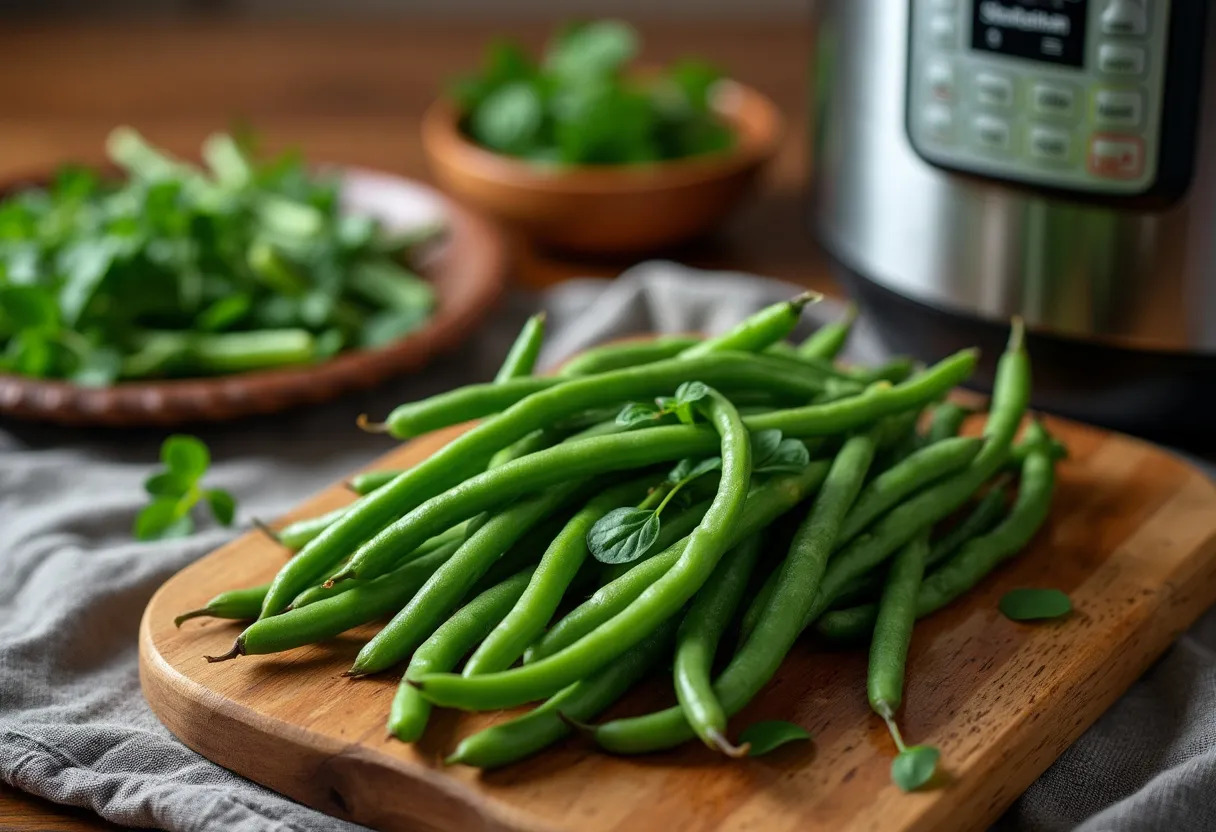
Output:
top-left (140, 414), bottom-right (1216, 832)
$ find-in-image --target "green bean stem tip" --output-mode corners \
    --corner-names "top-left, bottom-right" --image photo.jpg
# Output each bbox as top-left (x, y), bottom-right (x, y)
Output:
top-left (356, 413), bottom-right (389, 434)
top-left (203, 637), bottom-right (245, 663)
top-left (173, 608), bottom-right (211, 628)
top-left (707, 728), bottom-right (750, 759)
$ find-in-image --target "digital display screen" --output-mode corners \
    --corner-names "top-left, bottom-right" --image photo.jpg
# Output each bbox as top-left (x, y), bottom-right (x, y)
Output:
top-left (971, 0), bottom-right (1089, 67)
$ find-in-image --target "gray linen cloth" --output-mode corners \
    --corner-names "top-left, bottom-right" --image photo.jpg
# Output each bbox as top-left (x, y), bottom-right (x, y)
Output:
top-left (1, 262), bottom-right (1213, 832)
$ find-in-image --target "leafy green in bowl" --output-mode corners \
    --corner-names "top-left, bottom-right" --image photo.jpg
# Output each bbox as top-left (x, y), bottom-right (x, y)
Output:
top-left (0, 128), bottom-right (441, 386)
top-left (452, 20), bottom-right (735, 167)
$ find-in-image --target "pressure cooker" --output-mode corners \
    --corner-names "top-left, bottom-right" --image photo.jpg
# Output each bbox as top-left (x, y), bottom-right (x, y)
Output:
top-left (811, 0), bottom-right (1214, 436)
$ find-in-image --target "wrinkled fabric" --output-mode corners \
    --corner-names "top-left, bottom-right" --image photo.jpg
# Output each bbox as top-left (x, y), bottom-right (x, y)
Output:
top-left (1, 262), bottom-right (1212, 831)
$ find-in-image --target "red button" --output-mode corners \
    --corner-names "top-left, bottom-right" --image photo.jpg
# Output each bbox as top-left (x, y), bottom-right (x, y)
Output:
top-left (1087, 134), bottom-right (1144, 179)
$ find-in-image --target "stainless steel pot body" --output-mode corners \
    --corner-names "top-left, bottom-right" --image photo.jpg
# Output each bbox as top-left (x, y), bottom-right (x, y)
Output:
top-left (811, 0), bottom-right (1216, 356)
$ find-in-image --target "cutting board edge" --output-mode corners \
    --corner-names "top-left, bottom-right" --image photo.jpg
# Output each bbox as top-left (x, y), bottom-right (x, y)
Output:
top-left (138, 598), bottom-right (555, 832)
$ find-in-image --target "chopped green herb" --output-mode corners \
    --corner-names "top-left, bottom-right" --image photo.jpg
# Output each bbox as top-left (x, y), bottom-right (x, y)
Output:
top-left (135, 435), bottom-right (237, 541)
top-left (738, 720), bottom-right (812, 756)
top-left (999, 588), bottom-right (1072, 621)
top-left (453, 20), bottom-right (736, 166)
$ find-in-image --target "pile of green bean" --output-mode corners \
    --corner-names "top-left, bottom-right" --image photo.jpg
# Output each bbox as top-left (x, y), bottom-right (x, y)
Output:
top-left (178, 294), bottom-right (1061, 776)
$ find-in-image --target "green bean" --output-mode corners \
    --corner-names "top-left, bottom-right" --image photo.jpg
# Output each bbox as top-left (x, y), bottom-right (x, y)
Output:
top-left (745, 349), bottom-right (977, 437)
top-left (679, 293), bottom-right (819, 358)
top-left (277, 505), bottom-right (350, 551)
top-left (463, 476), bottom-right (657, 676)
top-left (674, 536), bottom-right (763, 753)
top-left (263, 349), bottom-right (972, 617)
top-left (390, 568), bottom-right (535, 742)
top-left (796, 303), bottom-right (856, 360)
top-left (348, 483), bottom-right (591, 676)
top-left (446, 621), bottom-right (678, 769)
top-left (926, 402), bottom-right (974, 445)
top-left (835, 436), bottom-right (983, 547)
top-left (205, 543), bottom-right (458, 662)
top-left (925, 482), bottom-right (1009, 570)
top-left (174, 584), bottom-right (267, 627)
top-left (854, 357), bottom-right (917, 385)
top-left (347, 469), bottom-right (405, 496)
top-left (287, 533), bottom-right (465, 609)
top-left (414, 387), bottom-right (753, 710)
top-left (557, 336), bottom-right (701, 377)
top-left (594, 429), bottom-right (878, 753)
top-left (867, 534), bottom-right (929, 720)
top-left (816, 436), bottom-right (1054, 642)
top-left (495, 311), bottom-right (546, 383)
top-left (380, 352), bottom-right (828, 440)
top-left (527, 461), bottom-right (830, 664)
top-left (126, 328), bottom-right (315, 375)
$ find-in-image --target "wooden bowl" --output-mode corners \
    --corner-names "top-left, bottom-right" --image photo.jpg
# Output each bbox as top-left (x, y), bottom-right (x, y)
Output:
top-left (0, 168), bottom-right (508, 427)
top-left (421, 80), bottom-right (783, 254)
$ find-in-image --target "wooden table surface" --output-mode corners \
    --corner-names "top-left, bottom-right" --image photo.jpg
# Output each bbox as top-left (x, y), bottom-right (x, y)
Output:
top-left (0, 16), bottom-right (830, 832)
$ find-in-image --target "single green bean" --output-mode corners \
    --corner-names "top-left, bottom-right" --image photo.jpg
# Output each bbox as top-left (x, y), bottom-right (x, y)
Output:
top-left (926, 402), bottom-right (974, 445)
top-left (206, 544), bottom-right (457, 662)
top-left (414, 387), bottom-right (752, 710)
top-left (680, 293), bottom-right (819, 358)
top-left (348, 482), bottom-right (591, 676)
top-left (835, 436), bottom-right (983, 547)
top-left (796, 303), bottom-right (856, 360)
top-left (446, 621), bottom-right (678, 769)
top-left (594, 429), bottom-right (878, 753)
top-left (464, 476), bottom-right (657, 676)
top-left (174, 584), bottom-right (267, 627)
top-left (674, 536), bottom-right (763, 752)
top-left (925, 482), bottom-right (1009, 570)
top-left (277, 505), bottom-right (350, 551)
top-left (867, 534), bottom-right (930, 719)
top-left (557, 336), bottom-right (701, 377)
top-left (389, 568), bottom-right (535, 742)
top-left (287, 534), bottom-right (465, 609)
top-left (527, 461), bottom-right (830, 664)
top-left (382, 352), bottom-right (827, 440)
top-left (816, 437), bottom-right (1055, 642)
top-left (496, 311), bottom-right (546, 383)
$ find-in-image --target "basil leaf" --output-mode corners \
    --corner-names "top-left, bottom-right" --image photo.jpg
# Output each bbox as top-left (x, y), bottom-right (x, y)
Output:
top-left (134, 497), bottom-right (195, 541)
top-left (587, 507), bottom-right (661, 565)
top-left (616, 402), bottom-right (661, 429)
top-left (750, 429), bottom-right (784, 464)
top-left (668, 456), bottom-right (722, 484)
top-left (891, 745), bottom-right (940, 792)
top-left (161, 434), bottom-right (210, 480)
top-left (675, 380), bottom-right (709, 406)
top-left (755, 439), bottom-right (811, 474)
top-left (738, 720), bottom-right (812, 756)
top-left (545, 20), bottom-right (638, 81)
top-left (999, 588), bottom-right (1072, 621)
top-left (144, 471), bottom-right (193, 499)
top-left (205, 488), bottom-right (237, 527)
top-left (469, 81), bottom-right (545, 155)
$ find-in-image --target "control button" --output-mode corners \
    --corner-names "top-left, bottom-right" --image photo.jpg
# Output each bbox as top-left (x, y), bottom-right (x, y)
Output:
top-left (1088, 134), bottom-right (1144, 179)
top-left (924, 104), bottom-right (955, 142)
top-left (926, 59), bottom-right (956, 101)
top-left (1098, 43), bottom-right (1147, 75)
top-left (1032, 83), bottom-right (1077, 118)
top-left (929, 14), bottom-right (958, 48)
top-left (1094, 89), bottom-right (1144, 127)
top-left (1101, 0), bottom-right (1148, 36)
top-left (1028, 126), bottom-right (1072, 163)
top-left (971, 115), bottom-right (1011, 153)
top-left (975, 72), bottom-right (1014, 108)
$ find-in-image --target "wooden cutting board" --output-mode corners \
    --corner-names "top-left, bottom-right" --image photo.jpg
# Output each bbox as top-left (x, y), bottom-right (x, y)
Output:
top-left (140, 414), bottom-right (1216, 832)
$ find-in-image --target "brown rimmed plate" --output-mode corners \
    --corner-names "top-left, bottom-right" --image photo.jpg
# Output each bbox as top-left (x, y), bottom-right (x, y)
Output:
top-left (0, 167), bottom-right (508, 426)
